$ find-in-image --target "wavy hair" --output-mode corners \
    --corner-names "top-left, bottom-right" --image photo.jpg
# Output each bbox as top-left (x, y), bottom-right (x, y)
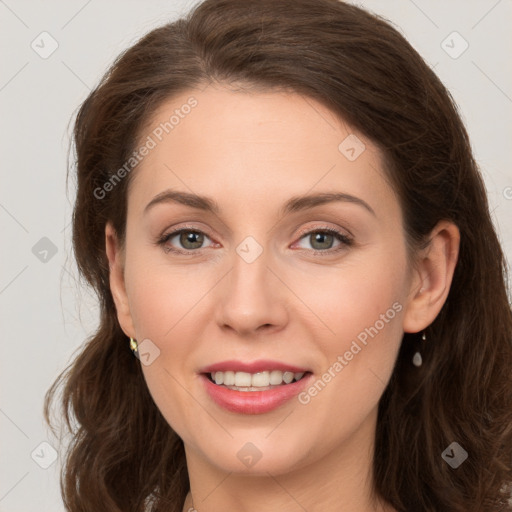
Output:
top-left (44, 0), bottom-right (512, 510)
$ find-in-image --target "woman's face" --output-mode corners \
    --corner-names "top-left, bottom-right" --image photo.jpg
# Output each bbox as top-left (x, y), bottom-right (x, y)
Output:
top-left (108, 85), bottom-right (418, 476)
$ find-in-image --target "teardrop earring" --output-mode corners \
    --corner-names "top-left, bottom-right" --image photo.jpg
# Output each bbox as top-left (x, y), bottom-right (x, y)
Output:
top-left (412, 331), bottom-right (426, 367)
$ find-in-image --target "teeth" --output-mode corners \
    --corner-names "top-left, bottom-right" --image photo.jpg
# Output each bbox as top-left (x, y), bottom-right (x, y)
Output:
top-left (282, 371), bottom-right (294, 384)
top-left (252, 371), bottom-right (270, 386)
top-left (223, 371), bottom-right (235, 386)
top-left (269, 370), bottom-right (283, 385)
top-left (209, 370), bottom-right (306, 388)
top-left (235, 372), bottom-right (252, 387)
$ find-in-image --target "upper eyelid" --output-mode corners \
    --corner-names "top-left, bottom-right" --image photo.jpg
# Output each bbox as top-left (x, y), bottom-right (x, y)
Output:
top-left (294, 224), bottom-right (352, 239)
top-left (162, 224), bottom-right (349, 238)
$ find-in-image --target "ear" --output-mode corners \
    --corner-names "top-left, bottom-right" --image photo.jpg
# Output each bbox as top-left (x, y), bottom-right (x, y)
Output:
top-left (105, 222), bottom-right (136, 339)
top-left (403, 220), bottom-right (460, 333)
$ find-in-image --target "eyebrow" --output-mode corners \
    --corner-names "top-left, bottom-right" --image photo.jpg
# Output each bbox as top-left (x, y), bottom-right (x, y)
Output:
top-left (143, 189), bottom-right (376, 217)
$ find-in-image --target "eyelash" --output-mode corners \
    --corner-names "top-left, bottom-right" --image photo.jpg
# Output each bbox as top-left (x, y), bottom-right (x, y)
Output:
top-left (155, 225), bottom-right (353, 256)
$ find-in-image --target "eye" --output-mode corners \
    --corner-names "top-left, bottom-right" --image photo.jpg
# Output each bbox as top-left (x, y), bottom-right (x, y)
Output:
top-left (293, 227), bottom-right (353, 253)
top-left (156, 228), bottom-right (214, 254)
top-left (156, 225), bottom-right (353, 256)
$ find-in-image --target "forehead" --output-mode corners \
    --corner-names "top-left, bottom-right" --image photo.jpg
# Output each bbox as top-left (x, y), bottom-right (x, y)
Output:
top-left (127, 86), bottom-right (399, 223)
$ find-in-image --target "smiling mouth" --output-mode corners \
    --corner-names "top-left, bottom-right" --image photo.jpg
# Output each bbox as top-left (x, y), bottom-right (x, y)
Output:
top-left (204, 370), bottom-right (311, 392)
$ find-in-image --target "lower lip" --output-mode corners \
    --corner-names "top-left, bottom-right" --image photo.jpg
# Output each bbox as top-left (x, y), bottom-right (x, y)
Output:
top-left (200, 373), bottom-right (313, 414)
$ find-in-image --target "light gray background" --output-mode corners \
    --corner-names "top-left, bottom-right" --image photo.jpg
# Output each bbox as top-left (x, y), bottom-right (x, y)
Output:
top-left (1, 1), bottom-right (511, 510)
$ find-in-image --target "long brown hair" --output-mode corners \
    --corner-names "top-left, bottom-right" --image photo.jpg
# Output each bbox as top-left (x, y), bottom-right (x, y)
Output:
top-left (44, 0), bottom-right (512, 510)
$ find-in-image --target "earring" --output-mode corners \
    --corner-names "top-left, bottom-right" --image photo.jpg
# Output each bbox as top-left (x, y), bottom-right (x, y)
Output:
top-left (129, 337), bottom-right (138, 354)
top-left (412, 331), bottom-right (426, 367)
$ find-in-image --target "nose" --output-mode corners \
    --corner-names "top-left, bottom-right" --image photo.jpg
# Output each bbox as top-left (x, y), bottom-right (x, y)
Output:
top-left (214, 247), bottom-right (289, 337)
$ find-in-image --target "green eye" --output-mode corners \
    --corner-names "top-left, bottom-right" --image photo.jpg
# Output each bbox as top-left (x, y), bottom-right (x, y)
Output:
top-left (295, 228), bottom-right (353, 253)
top-left (158, 229), bottom-right (212, 254)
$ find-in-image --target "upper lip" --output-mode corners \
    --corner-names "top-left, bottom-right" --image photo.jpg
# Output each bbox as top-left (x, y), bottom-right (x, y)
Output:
top-left (199, 359), bottom-right (310, 374)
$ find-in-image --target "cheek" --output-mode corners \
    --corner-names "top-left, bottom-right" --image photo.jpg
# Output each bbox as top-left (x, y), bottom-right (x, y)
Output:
top-left (123, 248), bottom-right (224, 436)
top-left (291, 249), bottom-right (406, 415)
top-left (126, 265), bottom-right (212, 440)
top-left (124, 245), bottom-right (215, 340)
top-left (295, 246), bottom-right (407, 347)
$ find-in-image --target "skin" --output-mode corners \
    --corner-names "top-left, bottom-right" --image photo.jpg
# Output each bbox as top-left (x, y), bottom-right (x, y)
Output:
top-left (105, 85), bottom-right (460, 512)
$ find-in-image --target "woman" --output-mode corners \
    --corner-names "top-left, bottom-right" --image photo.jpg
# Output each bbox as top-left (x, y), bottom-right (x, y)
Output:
top-left (44, 0), bottom-right (512, 510)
